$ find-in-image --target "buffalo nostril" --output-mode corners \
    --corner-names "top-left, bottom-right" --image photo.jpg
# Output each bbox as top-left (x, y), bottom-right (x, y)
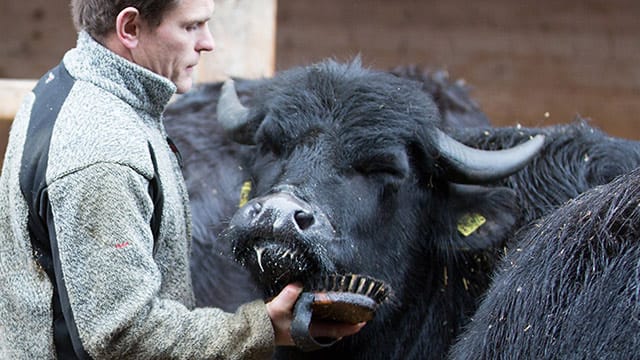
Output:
top-left (247, 202), bottom-right (263, 218)
top-left (294, 210), bottom-right (315, 230)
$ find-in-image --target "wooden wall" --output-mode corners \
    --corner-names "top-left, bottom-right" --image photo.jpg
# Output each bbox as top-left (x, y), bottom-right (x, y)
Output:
top-left (0, 0), bottom-right (74, 79)
top-left (276, 0), bottom-right (640, 139)
top-left (2, 0), bottom-right (640, 166)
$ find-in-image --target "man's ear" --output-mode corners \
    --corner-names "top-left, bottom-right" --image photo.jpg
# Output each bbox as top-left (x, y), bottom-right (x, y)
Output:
top-left (115, 7), bottom-right (141, 49)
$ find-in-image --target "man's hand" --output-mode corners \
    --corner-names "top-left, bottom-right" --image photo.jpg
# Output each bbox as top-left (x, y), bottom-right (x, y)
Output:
top-left (266, 283), bottom-right (366, 346)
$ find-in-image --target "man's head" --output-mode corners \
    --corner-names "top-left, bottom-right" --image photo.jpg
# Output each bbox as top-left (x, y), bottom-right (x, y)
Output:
top-left (71, 0), bottom-right (180, 39)
top-left (71, 0), bottom-right (215, 93)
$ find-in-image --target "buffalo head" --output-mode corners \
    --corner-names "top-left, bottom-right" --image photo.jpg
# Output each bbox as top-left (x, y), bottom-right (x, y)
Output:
top-left (218, 60), bottom-right (543, 301)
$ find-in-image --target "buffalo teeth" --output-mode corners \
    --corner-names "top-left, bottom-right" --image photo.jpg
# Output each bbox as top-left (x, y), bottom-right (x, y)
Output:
top-left (254, 246), bottom-right (266, 273)
top-left (254, 246), bottom-right (299, 273)
top-left (281, 249), bottom-right (298, 260)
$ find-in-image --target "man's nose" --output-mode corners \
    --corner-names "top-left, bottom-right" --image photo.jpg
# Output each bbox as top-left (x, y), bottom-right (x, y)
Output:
top-left (199, 27), bottom-right (215, 52)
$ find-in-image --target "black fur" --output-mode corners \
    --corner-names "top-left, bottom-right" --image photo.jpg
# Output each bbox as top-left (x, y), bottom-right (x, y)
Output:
top-left (389, 65), bottom-right (490, 128)
top-left (164, 79), bottom-right (263, 311)
top-left (449, 121), bottom-right (640, 228)
top-left (449, 167), bottom-right (640, 359)
top-left (164, 59), bottom-right (640, 359)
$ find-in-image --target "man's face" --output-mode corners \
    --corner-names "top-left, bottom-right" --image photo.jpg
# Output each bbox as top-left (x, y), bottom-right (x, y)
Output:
top-left (133, 0), bottom-right (215, 93)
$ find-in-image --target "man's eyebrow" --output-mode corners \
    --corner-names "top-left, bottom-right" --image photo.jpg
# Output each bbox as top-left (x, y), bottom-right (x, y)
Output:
top-left (180, 15), bottom-right (209, 27)
top-left (191, 14), bottom-right (212, 23)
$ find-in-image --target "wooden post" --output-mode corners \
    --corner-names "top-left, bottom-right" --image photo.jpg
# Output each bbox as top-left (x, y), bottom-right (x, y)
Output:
top-left (195, 0), bottom-right (278, 82)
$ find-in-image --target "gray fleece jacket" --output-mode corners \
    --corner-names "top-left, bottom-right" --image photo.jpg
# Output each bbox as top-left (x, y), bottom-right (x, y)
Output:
top-left (0, 31), bottom-right (274, 359)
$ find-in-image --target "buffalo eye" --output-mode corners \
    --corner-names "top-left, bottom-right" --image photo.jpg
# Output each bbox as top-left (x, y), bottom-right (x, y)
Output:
top-left (255, 115), bottom-right (289, 157)
top-left (255, 133), bottom-right (285, 157)
top-left (354, 150), bottom-right (409, 184)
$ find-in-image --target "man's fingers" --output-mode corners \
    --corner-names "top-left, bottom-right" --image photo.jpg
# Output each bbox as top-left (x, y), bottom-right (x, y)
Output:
top-left (267, 286), bottom-right (367, 347)
top-left (276, 284), bottom-right (303, 307)
top-left (268, 284), bottom-right (303, 313)
top-left (266, 284), bottom-right (303, 346)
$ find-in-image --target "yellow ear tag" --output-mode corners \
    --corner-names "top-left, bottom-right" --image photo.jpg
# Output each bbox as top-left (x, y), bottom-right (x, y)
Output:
top-left (238, 181), bottom-right (252, 207)
top-left (457, 213), bottom-right (487, 237)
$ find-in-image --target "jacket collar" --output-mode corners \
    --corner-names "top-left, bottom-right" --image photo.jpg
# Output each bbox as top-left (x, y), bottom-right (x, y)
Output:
top-left (63, 31), bottom-right (177, 118)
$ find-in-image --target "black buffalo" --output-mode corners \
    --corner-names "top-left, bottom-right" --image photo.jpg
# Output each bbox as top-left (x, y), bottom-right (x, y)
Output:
top-left (165, 61), bottom-right (492, 312)
top-left (163, 59), bottom-right (640, 359)
top-left (447, 121), bottom-right (640, 228)
top-left (449, 166), bottom-right (640, 359)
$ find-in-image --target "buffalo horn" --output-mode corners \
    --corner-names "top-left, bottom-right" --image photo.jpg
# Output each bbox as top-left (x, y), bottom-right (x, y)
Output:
top-left (436, 129), bottom-right (545, 183)
top-left (216, 79), bottom-right (254, 144)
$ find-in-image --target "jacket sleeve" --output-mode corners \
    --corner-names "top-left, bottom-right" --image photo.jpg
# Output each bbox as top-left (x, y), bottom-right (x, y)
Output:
top-left (46, 162), bottom-right (275, 359)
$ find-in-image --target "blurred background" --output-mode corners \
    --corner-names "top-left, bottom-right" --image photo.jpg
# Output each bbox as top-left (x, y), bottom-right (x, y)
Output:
top-left (1, 0), bottom-right (639, 165)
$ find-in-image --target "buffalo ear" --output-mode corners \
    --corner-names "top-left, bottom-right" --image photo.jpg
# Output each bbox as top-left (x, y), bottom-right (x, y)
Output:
top-left (447, 183), bottom-right (521, 251)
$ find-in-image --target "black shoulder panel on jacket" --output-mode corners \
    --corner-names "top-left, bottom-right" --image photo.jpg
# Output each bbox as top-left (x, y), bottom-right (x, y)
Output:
top-left (19, 62), bottom-right (92, 360)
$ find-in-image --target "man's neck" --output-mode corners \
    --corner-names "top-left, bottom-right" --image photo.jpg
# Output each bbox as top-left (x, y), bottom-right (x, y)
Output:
top-left (100, 33), bottom-right (134, 62)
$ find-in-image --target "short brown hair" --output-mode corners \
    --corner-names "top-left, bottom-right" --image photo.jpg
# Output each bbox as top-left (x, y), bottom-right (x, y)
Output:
top-left (70, 0), bottom-right (180, 39)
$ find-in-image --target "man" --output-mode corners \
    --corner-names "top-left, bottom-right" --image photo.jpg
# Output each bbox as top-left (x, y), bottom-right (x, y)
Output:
top-left (0, 0), bottom-right (363, 358)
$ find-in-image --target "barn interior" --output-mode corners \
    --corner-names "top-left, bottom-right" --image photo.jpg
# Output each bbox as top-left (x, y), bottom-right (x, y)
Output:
top-left (1, 0), bottom-right (639, 168)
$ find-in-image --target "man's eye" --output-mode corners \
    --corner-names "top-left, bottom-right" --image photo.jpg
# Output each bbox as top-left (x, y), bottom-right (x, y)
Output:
top-left (186, 22), bottom-right (205, 31)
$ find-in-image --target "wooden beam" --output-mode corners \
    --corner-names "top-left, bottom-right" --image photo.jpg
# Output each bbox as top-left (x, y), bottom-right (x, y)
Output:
top-left (0, 79), bottom-right (36, 121)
